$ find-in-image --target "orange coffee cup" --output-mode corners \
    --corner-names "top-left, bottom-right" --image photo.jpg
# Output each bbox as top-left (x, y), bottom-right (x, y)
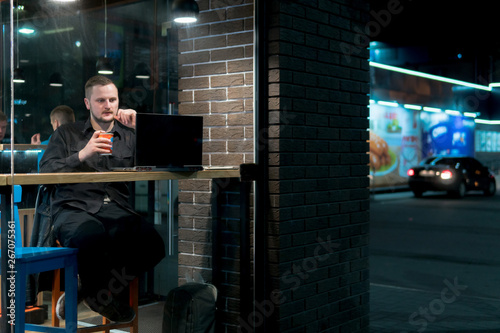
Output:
top-left (98, 132), bottom-right (114, 155)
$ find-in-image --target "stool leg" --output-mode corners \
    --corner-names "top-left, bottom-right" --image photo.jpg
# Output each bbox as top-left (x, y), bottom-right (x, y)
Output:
top-left (130, 278), bottom-right (139, 333)
top-left (102, 316), bottom-right (110, 333)
top-left (64, 255), bottom-right (78, 333)
top-left (52, 268), bottom-right (61, 327)
top-left (15, 262), bottom-right (27, 333)
top-left (100, 277), bottom-right (139, 333)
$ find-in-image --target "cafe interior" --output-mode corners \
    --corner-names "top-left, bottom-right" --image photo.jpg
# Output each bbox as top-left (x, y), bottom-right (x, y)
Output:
top-left (0, 0), bottom-right (197, 331)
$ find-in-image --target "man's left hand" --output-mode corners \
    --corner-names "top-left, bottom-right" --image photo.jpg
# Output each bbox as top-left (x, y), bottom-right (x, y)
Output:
top-left (115, 108), bottom-right (136, 129)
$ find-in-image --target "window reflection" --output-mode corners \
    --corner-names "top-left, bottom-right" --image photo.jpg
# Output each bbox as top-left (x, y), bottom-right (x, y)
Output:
top-left (2, 0), bottom-right (178, 152)
top-left (1, 0), bottom-right (181, 303)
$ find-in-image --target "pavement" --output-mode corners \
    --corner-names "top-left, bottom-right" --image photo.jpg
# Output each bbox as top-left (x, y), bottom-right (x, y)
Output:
top-left (369, 189), bottom-right (500, 333)
top-left (370, 282), bottom-right (500, 332)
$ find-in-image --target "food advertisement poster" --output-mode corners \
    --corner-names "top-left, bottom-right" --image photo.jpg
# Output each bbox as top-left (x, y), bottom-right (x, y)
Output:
top-left (369, 104), bottom-right (421, 187)
top-left (420, 112), bottom-right (474, 158)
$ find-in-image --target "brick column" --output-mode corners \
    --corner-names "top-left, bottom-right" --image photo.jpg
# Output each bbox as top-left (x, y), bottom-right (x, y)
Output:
top-left (177, 0), bottom-right (371, 332)
top-left (263, 1), bottom-right (371, 330)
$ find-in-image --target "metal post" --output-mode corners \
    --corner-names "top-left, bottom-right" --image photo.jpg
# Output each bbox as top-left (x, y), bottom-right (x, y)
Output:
top-left (253, 0), bottom-right (269, 330)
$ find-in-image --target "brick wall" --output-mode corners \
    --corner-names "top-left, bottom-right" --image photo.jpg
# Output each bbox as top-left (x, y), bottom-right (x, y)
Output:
top-left (264, 1), bottom-right (371, 331)
top-left (176, 0), bottom-right (255, 307)
top-left (177, 0), bottom-right (371, 332)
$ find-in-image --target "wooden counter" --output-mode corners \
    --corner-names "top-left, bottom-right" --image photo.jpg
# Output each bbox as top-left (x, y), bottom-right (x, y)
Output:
top-left (0, 168), bottom-right (241, 186)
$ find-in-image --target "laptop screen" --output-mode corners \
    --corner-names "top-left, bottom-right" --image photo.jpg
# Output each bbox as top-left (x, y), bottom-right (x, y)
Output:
top-left (135, 113), bottom-right (203, 169)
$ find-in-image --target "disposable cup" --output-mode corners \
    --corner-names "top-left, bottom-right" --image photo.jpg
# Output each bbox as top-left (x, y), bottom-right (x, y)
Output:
top-left (98, 132), bottom-right (114, 155)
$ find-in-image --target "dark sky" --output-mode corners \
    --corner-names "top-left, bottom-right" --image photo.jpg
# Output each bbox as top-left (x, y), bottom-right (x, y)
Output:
top-left (369, 0), bottom-right (500, 55)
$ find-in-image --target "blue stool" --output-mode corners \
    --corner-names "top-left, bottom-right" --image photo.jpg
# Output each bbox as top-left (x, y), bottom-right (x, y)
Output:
top-left (0, 185), bottom-right (79, 332)
top-left (12, 247), bottom-right (78, 332)
top-left (0, 185), bottom-right (23, 248)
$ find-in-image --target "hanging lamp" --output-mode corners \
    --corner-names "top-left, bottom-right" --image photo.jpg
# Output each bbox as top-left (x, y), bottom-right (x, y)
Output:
top-left (172, 0), bottom-right (199, 23)
top-left (97, 0), bottom-right (113, 75)
top-left (49, 72), bottom-right (63, 87)
top-left (13, 67), bottom-right (25, 83)
top-left (14, 2), bottom-right (25, 83)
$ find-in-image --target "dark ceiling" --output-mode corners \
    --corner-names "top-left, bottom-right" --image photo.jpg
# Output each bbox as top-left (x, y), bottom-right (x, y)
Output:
top-left (369, 0), bottom-right (499, 50)
top-left (369, 0), bottom-right (500, 83)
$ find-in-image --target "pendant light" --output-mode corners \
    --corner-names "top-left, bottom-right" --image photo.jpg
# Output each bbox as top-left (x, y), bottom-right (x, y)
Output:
top-left (172, 0), bottom-right (199, 23)
top-left (13, 67), bottom-right (25, 83)
top-left (97, 0), bottom-right (113, 75)
top-left (134, 62), bottom-right (150, 80)
top-left (49, 72), bottom-right (63, 87)
top-left (14, 2), bottom-right (24, 83)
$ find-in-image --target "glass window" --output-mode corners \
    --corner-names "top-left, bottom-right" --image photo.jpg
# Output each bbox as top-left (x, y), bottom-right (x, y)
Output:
top-left (2, 0), bottom-right (178, 147)
top-left (0, 0), bottom-right (181, 300)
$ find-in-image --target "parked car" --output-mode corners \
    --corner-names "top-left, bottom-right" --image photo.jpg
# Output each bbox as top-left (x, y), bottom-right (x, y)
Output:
top-left (407, 156), bottom-right (496, 198)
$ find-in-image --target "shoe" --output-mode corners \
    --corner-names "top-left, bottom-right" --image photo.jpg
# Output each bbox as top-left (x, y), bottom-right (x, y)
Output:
top-left (83, 297), bottom-right (136, 323)
top-left (55, 276), bottom-right (83, 321)
top-left (55, 291), bottom-right (84, 321)
top-left (55, 293), bottom-right (65, 321)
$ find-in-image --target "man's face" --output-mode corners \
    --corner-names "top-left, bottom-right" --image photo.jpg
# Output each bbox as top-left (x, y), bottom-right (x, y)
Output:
top-left (0, 120), bottom-right (7, 141)
top-left (84, 83), bottom-right (119, 125)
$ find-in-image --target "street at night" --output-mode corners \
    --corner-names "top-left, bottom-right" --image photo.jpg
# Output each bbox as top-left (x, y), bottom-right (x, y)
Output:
top-left (370, 188), bottom-right (500, 332)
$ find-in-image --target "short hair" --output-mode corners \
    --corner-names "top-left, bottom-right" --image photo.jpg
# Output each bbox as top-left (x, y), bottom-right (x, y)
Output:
top-left (50, 105), bottom-right (75, 125)
top-left (84, 75), bottom-right (116, 99)
top-left (0, 111), bottom-right (6, 122)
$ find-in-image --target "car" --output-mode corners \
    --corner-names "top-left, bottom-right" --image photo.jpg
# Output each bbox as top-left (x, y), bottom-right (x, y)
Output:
top-left (407, 156), bottom-right (497, 198)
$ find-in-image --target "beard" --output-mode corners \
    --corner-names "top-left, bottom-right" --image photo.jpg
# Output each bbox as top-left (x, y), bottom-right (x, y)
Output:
top-left (90, 108), bottom-right (115, 124)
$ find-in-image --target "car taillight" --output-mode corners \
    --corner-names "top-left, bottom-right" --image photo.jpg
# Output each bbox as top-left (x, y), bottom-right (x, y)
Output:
top-left (407, 169), bottom-right (415, 177)
top-left (440, 170), bottom-right (453, 180)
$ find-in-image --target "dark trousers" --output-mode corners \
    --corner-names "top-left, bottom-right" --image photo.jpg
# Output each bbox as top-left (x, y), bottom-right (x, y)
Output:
top-left (53, 202), bottom-right (165, 305)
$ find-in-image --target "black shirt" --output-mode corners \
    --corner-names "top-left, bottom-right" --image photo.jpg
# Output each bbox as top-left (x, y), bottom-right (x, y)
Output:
top-left (39, 119), bottom-right (136, 215)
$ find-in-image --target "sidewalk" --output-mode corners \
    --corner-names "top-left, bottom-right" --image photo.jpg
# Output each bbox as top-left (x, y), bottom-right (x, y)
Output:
top-left (370, 280), bottom-right (500, 332)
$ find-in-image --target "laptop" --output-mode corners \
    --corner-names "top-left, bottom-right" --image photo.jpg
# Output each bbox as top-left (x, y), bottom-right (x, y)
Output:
top-left (114, 113), bottom-right (203, 172)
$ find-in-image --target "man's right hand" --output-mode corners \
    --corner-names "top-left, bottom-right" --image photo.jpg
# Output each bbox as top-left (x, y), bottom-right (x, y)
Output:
top-left (78, 131), bottom-right (113, 161)
top-left (115, 109), bottom-right (136, 129)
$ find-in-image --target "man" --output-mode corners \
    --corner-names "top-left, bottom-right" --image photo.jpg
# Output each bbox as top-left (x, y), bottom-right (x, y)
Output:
top-left (40, 75), bottom-right (165, 323)
top-left (0, 111), bottom-right (8, 143)
top-left (31, 105), bottom-right (76, 145)
top-left (31, 105), bottom-right (76, 168)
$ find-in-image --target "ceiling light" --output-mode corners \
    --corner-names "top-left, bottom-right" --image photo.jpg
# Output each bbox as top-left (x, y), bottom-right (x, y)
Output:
top-left (19, 27), bottom-right (35, 34)
top-left (172, 0), bottom-right (199, 23)
top-left (134, 62), bottom-right (150, 79)
top-left (13, 67), bottom-right (25, 83)
top-left (403, 104), bottom-right (422, 110)
top-left (370, 61), bottom-right (492, 92)
top-left (445, 109), bottom-right (461, 116)
top-left (376, 101), bottom-right (398, 107)
top-left (96, 57), bottom-right (114, 75)
top-left (423, 107), bottom-right (441, 113)
top-left (49, 72), bottom-right (63, 87)
top-left (96, 0), bottom-right (113, 75)
top-left (14, 0), bottom-right (26, 83)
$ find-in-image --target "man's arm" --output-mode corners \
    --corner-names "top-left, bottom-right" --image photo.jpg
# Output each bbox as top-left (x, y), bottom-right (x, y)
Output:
top-left (39, 128), bottom-right (112, 173)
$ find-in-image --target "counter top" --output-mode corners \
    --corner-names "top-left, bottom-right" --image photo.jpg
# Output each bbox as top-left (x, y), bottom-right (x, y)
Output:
top-left (0, 168), bottom-right (241, 186)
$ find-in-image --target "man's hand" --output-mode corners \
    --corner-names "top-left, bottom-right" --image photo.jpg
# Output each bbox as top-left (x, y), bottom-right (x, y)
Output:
top-left (78, 131), bottom-right (113, 162)
top-left (115, 108), bottom-right (136, 129)
top-left (31, 133), bottom-right (41, 145)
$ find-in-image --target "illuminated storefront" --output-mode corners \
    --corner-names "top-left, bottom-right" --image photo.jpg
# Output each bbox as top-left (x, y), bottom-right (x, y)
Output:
top-left (369, 59), bottom-right (500, 188)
